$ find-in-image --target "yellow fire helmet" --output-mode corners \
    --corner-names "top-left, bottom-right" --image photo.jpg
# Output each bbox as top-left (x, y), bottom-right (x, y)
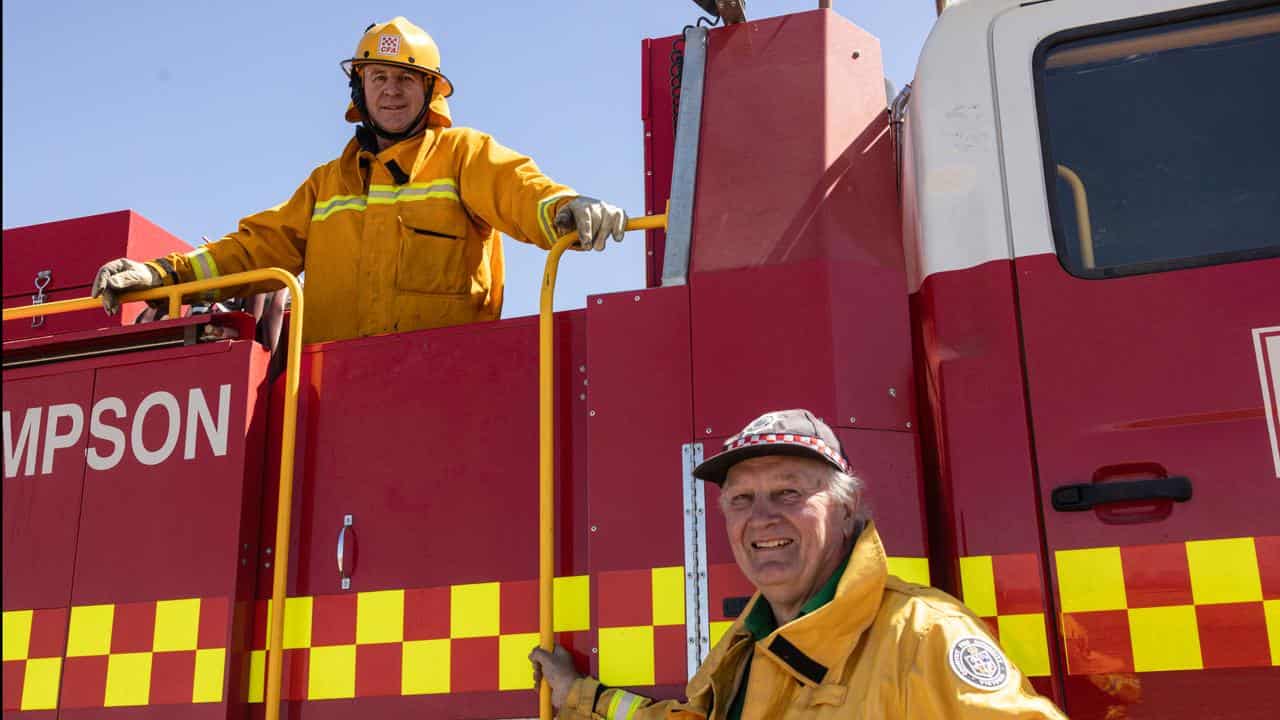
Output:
top-left (342, 17), bottom-right (453, 128)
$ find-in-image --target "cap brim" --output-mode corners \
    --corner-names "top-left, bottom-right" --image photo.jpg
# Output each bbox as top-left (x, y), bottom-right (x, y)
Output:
top-left (692, 442), bottom-right (844, 485)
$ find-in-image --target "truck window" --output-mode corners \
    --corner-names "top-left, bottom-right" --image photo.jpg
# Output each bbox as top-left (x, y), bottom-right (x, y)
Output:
top-left (1035, 7), bottom-right (1280, 277)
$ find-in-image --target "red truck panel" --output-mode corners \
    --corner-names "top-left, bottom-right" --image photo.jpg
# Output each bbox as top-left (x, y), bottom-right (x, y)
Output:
top-left (2, 211), bottom-right (188, 296)
top-left (252, 314), bottom-right (589, 718)
top-left (4, 289), bottom-right (150, 342)
top-left (2, 370), bottom-right (95, 612)
top-left (640, 35), bottom-right (680, 288)
top-left (2, 211), bottom-right (190, 342)
top-left (585, 285), bottom-right (694, 695)
top-left (3, 328), bottom-right (270, 718)
top-left (1015, 252), bottom-right (1280, 716)
top-left (682, 11), bottom-right (913, 440)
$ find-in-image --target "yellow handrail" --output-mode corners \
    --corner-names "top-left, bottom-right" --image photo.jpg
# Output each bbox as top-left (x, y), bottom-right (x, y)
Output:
top-left (1056, 164), bottom-right (1096, 270)
top-left (2, 269), bottom-right (304, 720)
top-left (538, 214), bottom-right (667, 719)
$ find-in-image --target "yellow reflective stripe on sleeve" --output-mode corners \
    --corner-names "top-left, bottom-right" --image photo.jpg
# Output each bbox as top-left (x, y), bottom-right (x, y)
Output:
top-left (604, 689), bottom-right (645, 720)
top-left (186, 248), bottom-right (221, 301)
top-left (538, 192), bottom-right (575, 247)
top-left (187, 248), bottom-right (220, 281)
top-left (312, 195), bottom-right (367, 223)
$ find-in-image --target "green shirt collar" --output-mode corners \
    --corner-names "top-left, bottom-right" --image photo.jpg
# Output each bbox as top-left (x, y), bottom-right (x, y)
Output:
top-left (741, 552), bottom-right (850, 641)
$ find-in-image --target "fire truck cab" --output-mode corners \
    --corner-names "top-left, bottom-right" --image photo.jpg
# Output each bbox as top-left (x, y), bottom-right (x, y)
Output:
top-left (3, 1), bottom-right (1278, 718)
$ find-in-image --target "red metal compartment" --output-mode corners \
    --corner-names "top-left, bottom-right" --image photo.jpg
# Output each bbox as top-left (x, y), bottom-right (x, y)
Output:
top-left (682, 11), bottom-right (913, 439)
top-left (2, 369), bottom-right (95, 613)
top-left (640, 35), bottom-right (680, 289)
top-left (256, 313), bottom-right (590, 718)
top-left (3, 325), bottom-right (271, 718)
top-left (2, 211), bottom-right (190, 341)
top-left (585, 285), bottom-right (694, 696)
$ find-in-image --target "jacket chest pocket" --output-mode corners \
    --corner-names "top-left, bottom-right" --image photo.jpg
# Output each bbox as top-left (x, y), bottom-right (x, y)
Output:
top-left (394, 199), bottom-right (473, 296)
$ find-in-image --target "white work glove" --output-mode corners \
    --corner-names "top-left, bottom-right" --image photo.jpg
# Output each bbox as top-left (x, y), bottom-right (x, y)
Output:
top-left (90, 258), bottom-right (162, 315)
top-left (554, 196), bottom-right (627, 252)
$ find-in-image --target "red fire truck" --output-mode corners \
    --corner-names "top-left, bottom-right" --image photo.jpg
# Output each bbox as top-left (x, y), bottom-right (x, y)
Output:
top-left (4, 1), bottom-right (1278, 718)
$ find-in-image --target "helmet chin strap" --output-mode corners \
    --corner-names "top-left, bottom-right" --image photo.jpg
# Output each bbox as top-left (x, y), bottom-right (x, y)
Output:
top-left (350, 72), bottom-right (437, 143)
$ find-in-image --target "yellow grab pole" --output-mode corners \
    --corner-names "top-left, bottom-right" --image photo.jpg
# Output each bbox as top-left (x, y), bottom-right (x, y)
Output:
top-left (537, 214), bottom-right (666, 719)
top-left (2, 270), bottom-right (304, 720)
top-left (1056, 164), bottom-right (1096, 270)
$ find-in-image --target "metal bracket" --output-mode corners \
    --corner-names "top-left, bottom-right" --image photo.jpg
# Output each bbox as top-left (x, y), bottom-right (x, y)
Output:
top-left (663, 26), bottom-right (708, 287)
top-left (31, 270), bottom-right (51, 328)
top-left (681, 443), bottom-right (710, 676)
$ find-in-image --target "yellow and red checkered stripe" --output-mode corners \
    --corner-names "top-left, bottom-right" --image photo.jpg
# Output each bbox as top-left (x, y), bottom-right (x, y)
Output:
top-left (2, 597), bottom-right (228, 711)
top-left (1055, 535), bottom-right (1280, 674)
top-left (4, 558), bottom-right (936, 710)
top-left (958, 553), bottom-right (1054, 677)
top-left (242, 575), bottom-right (592, 700)
top-left (592, 566), bottom-right (688, 688)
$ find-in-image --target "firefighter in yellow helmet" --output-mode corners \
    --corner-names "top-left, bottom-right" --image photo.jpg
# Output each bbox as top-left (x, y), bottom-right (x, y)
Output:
top-left (91, 17), bottom-right (627, 344)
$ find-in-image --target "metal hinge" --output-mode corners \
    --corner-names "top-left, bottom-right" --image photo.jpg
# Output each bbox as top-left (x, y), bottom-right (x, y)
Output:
top-left (681, 442), bottom-right (710, 676)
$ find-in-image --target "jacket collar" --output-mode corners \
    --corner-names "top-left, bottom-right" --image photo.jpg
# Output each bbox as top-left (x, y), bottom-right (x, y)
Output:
top-left (731, 521), bottom-right (889, 687)
top-left (339, 126), bottom-right (440, 193)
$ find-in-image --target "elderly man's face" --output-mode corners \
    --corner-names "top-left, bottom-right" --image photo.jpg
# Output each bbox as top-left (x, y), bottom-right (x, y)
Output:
top-left (719, 455), bottom-right (855, 620)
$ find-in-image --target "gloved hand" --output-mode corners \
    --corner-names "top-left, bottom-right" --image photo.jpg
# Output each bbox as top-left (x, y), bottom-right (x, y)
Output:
top-left (528, 644), bottom-right (581, 710)
top-left (90, 258), bottom-right (162, 315)
top-left (554, 196), bottom-right (627, 252)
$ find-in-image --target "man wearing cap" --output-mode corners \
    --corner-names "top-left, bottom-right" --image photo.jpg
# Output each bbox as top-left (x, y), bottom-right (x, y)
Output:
top-left (89, 17), bottom-right (627, 345)
top-left (531, 410), bottom-right (1066, 719)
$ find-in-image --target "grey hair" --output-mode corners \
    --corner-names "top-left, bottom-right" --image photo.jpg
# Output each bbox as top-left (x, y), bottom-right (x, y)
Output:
top-left (826, 468), bottom-right (872, 524)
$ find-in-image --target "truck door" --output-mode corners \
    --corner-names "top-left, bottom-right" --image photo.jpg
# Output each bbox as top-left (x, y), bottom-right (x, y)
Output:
top-left (992, 2), bottom-right (1280, 717)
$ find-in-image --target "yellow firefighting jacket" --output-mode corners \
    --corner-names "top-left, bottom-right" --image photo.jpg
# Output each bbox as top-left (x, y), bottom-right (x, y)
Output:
top-left (150, 125), bottom-right (574, 344)
top-left (560, 523), bottom-right (1066, 720)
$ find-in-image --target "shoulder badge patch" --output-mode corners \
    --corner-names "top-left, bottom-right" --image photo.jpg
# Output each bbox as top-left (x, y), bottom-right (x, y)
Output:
top-left (948, 636), bottom-right (1010, 691)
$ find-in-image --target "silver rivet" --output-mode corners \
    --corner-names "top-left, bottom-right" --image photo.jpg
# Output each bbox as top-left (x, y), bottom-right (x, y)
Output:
top-left (906, 422), bottom-right (913, 429)
top-left (583, 379), bottom-right (588, 386)
top-left (579, 365), bottom-right (586, 373)
top-left (888, 387), bottom-right (897, 397)
top-left (265, 547), bottom-right (272, 555)
top-left (241, 558), bottom-right (247, 566)
top-left (645, 131), bottom-right (651, 137)
top-left (591, 647), bottom-right (598, 654)
top-left (579, 393), bottom-right (586, 400)
top-left (265, 561), bottom-right (272, 568)
top-left (634, 295), bottom-right (641, 302)
top-left (705, 427), bottom-right (713, 434)
top-left (589, 410), bottom-right (597, 417)
top-left (590, 525), bottom-right (598, 532)
top-left (849, 417), bottom-right (857, 424)
top-left (595, 298), bottom-right (603, 305)
top-left (647, 250), bottom-right (654, 256)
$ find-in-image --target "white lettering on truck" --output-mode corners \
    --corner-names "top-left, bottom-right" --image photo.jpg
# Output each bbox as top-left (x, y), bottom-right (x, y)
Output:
top-left (2, 384), bottom-right (233, 478)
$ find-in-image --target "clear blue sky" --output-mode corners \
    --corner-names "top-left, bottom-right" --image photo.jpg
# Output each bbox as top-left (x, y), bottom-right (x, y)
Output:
top-left (2, 1), bottom-right (936, 317)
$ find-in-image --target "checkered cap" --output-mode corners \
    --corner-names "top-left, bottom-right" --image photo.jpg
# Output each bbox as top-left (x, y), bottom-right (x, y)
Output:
top-left (692, 409), bottom-right (851, 485)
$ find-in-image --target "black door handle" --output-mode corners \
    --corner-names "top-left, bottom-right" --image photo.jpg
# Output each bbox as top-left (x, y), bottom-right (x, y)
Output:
top-left (1052, 476), bottom-right (1192, 512)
